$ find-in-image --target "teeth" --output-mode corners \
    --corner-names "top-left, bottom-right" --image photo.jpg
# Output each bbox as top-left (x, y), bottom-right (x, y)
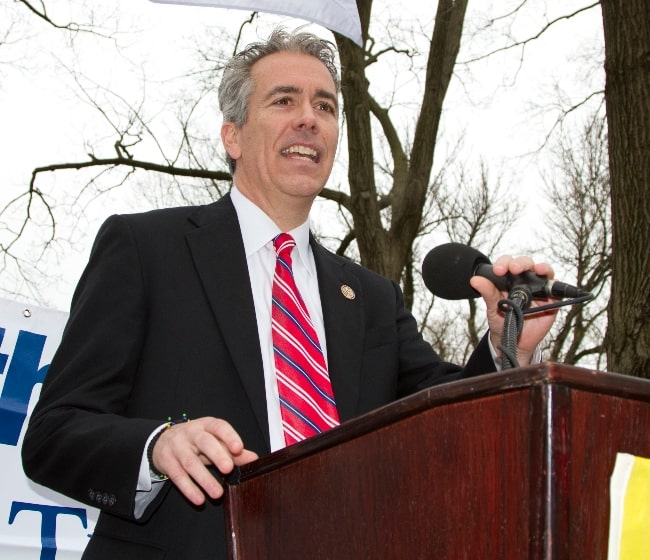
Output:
top-left (283, 145), bottom-right (318, 160)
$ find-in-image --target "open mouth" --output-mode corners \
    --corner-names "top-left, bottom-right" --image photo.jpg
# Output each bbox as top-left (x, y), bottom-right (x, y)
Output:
top-left (281, 145), bottom-right (320, 163)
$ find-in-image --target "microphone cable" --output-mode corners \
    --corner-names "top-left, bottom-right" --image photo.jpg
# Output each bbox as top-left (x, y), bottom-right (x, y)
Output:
top-left (496, 288), bottom-right (594, 369)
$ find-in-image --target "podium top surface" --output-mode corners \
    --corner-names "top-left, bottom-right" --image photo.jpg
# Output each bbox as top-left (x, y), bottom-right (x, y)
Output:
top-left (230, 362), bottom-right (650, 483)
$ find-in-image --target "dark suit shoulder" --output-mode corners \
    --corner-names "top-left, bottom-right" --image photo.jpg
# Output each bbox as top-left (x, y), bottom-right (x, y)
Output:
top-left (93, 196), bottom-right (236, 253)
top-left (103, 196), bottom-right (230, 230)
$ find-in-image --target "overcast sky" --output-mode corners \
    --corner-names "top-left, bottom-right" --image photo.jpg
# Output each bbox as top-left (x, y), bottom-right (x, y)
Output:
top-left (0, 0), bottom-right (605, 311)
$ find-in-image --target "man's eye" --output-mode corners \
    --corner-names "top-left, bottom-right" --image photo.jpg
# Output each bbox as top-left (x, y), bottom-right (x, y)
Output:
top-left (317, 102), bottom-right (336, 114)
top-left (275, 97), bottom-right (291, 106)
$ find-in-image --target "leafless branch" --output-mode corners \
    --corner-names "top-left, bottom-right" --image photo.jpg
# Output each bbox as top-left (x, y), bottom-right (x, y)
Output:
top-left (16, 0), bottom-right (115, 38)
top-left (532, 90), bottom-right (605, 153)
top-left (460, 3), bottom-right (600, 64)
top-left (30, 158), bottom-right (231, 191)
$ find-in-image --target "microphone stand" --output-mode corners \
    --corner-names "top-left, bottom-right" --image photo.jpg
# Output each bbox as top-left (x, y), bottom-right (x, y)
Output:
top-left (499, 286), bottom-right (532, 370)
top-left (497, 285), bottom-right (595, 369)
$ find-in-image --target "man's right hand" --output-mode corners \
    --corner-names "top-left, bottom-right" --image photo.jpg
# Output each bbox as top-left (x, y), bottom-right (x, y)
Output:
top-left (151, 417), bottom-right (259, 505)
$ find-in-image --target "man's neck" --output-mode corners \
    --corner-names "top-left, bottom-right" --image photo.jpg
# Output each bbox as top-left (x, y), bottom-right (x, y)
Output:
top-left (232, 183), bottom-right (313, 232)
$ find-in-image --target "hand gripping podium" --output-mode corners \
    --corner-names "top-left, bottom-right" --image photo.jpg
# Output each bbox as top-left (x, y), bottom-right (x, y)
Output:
top-left (224, 363), bottom-right (650, 559)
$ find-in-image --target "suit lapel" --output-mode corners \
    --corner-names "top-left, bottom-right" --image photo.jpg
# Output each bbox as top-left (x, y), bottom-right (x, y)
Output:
top-left (184, 198), bottom-right (366, 441)
top-left (312, 241), bottom-right (364, 422)
top-left (185, 195), bottom-right (270, 448)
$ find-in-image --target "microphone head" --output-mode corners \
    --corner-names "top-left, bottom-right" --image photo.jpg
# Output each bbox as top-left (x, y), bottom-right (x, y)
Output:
top-left (421, 242), bottom-right (491, 300)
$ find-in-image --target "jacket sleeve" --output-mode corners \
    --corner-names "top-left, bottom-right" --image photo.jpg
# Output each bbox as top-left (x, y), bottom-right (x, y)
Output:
top-left (390, 279), bottom-right (496, 397)
top-left (21, 215), bottom-right (163, 520)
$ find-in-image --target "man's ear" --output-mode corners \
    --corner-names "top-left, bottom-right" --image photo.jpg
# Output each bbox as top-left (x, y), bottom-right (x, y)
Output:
top-left (221, 122), bottom-right (242, 161)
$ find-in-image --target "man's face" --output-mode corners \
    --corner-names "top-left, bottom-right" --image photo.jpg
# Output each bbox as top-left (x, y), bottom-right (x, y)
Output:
top-left (222, 51), bottom-right (339, 208)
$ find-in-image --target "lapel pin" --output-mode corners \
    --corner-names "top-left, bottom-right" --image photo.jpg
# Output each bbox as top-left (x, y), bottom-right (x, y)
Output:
top-left (340, 284), bottom-right (356, 300)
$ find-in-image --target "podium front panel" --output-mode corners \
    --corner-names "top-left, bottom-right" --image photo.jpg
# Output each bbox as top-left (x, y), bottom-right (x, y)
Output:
top-left (225, 364), bottom-right (650, 559)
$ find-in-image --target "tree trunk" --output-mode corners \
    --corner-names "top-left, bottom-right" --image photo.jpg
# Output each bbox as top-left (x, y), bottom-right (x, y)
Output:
top-left (334, 0), bottom-right (468, 290)
top-left (601, 0), bottom-right (650, 377)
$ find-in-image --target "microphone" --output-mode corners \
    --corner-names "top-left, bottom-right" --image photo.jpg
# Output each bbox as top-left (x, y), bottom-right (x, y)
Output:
top-left (421, 242), bottom-right (592, 301)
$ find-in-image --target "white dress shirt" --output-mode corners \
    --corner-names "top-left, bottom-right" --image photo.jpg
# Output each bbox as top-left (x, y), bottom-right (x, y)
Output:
top-left (230, 186), bottom-right (328, 452)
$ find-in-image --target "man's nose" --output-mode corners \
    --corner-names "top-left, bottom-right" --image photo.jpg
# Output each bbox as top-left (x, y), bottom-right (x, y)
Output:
top-left (294, 103), bottom-right (318, 131)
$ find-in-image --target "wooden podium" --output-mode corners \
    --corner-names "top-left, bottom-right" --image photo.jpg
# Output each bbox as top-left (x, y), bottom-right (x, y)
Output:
top-left (224, 363), bottom-right (650, 559)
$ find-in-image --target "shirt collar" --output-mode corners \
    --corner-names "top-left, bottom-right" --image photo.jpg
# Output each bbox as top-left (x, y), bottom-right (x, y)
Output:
top-left (230, 186), bottom-right (312, 264)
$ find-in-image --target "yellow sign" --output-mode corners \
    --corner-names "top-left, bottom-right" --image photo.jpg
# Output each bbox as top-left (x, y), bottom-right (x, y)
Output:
top-left (608, 453), bottom-right (650, 559)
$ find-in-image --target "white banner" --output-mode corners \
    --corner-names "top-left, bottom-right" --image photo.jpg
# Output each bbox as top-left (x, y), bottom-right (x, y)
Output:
top-left (149, 0), bottom-right (363, 45)
top-left (0, 297), bottom-right (97, 559)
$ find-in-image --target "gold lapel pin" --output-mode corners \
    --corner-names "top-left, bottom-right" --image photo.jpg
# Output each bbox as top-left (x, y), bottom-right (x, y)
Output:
top-left (340, 284), bottom-right (356, 300)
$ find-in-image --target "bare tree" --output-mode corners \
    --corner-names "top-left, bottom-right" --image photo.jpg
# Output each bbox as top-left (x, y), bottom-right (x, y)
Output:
top-left (600, 0), bottom-right (650, 378)
top-left (541, 110), bottom-right (611, 368)
top-left (334, 0), bottom-right (469, 286)
top-left (419, 160), bottom-right (521, 364)
top-left (4, 1), bottom-right (619, 372)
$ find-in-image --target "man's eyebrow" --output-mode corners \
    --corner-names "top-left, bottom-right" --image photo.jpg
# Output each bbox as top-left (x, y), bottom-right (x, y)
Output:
top-left (315, 88), bottom-right (339, 110)
top-left (264, 85), bottom-right (300, 100)
top-left (264, 85), bottom-right (339, 109)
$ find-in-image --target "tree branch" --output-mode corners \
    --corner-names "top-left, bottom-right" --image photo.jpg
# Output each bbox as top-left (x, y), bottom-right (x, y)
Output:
top-left (460, 3), bottom-right (600, 64)
top-left (16, 0), bottom-right (86, 33)
top-left (29, 158), bottom-right (232, 192)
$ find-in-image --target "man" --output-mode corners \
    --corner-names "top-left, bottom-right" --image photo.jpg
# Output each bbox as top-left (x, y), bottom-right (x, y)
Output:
top-left (22, 28), bottom-right (557, 559)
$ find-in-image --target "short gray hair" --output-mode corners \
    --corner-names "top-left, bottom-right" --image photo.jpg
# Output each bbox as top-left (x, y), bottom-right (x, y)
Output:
top-left (218, 27), bottom-right (340, 173)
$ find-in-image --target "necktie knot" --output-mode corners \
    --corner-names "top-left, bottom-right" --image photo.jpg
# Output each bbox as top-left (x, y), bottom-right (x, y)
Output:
top-left (273, 233), bottom-right (296, 260)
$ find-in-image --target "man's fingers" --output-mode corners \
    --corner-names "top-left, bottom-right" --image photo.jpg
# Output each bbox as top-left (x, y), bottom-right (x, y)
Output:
top-left (200, 418), bottom-right (248, 471)
top-left (233, 449), bottom-right (259, 466)
top-left (491, 255), bottom-right (554, 280)
top-left (165, 458), bottom-right (221, 505)
top-left (152, 416), bottom-right (258, 505)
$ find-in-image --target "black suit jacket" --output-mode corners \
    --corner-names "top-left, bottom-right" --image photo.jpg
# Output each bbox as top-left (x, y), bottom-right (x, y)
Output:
top-left (22, 194), bottom-right (496, 559)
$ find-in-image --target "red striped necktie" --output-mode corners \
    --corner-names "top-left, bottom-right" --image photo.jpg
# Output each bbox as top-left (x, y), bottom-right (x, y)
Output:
top-left (271, 233), bottom-right (340, 445)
